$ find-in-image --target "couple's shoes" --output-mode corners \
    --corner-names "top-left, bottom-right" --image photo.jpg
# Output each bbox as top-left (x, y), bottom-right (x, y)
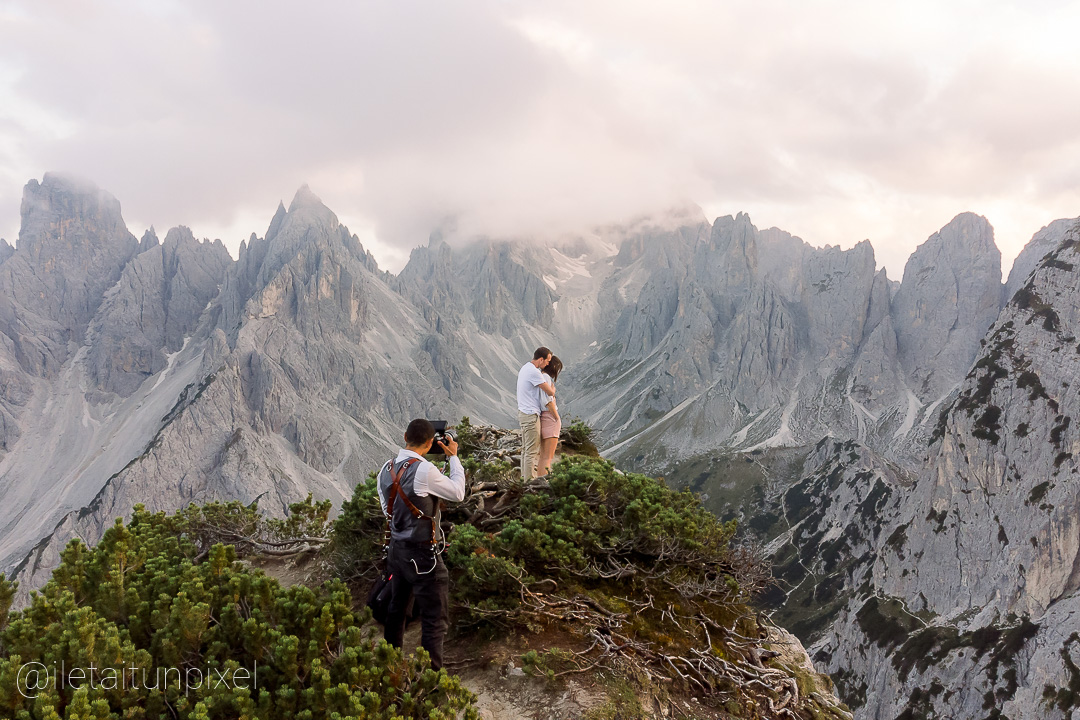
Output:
top-left (526, 473), bottom-right (550, 488)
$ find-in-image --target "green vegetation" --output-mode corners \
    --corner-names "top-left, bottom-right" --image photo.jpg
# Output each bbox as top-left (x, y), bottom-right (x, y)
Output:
top-left (333, 421), bottom-right (847, 717)
top-left (662, 451), bottom-right (772, 528)
top-left (1016, 370), bottom-right (1050, 404)
top-left (934, 254), bottom-right (1078, 450)
top-left (937, 306), bottom-right (1065, 446)
top-left (886, 614), bottom-right (1038, 714)
top-left (1051, 415), bottom-right (1072, 448)
top-left (853, 597), bottom-right (1040, 719)
top-left (447, 454), bottom-right (755, 609)
top-left (581, 675), bottom-right (645, 720)
top-left (926, 508), bottom-right (949, 534)
top-left (885, 524), bottom-right (909, 558)
top-left (0, 501), bottom-right (477, 719)
top-left (450, 415), bottom-right (484, 458)
top-left (733, 442), bottom-right (891, 649)
top-left (1043, 632), bottom-right (1080, 711)
top-left (856, 596), bottom-right (921, 651)
top-left (559, 417), bottom-right (600, 456)
top-left (830, 668), bottom-right (867, 711)
top-left (895, 681), bottom-right (944, 720)
top-left (971, 405), bottom-right (1003, 444)
top-left (0, 418), bottom-right (852, 719)
top-left (1013, 286), bottom-right (1062, 332)
top-left (932, 321), bottom-right (1013, 444)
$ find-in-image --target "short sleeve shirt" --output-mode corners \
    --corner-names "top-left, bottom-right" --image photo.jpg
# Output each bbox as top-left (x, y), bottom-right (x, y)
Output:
top-left (517, 362), bottom-right (546, 415)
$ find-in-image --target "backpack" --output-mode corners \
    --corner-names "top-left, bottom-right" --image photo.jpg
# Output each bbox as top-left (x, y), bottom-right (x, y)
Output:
top-left (366, 569), bottom-right (395, 625)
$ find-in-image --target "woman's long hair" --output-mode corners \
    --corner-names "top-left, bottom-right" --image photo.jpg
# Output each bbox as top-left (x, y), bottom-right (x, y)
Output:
top-left (546, 355), bottom-right (563, 383)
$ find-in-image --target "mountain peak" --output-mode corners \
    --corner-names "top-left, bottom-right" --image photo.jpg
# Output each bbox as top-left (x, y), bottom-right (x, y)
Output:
top-left (35, 171), bottom-right (109, 199)
top-left (265, 201), bottom-right (288, 242)
top-left (162, 225), bottom-right (198, 248)
top-left (899, 212), bottom-right (1000, 286)
top-left (17, 173), bottom-right (136, 264)
top-left (278, 186), bottom-right (339, 238)
top-left (935, 211), bottom-right (997, 253)
top-left (709, 211), bottom-right (758, 260)
top-left (139, 227), bottom-right (160, 252)
top-left (427, 227), bottom-right (450, 248)
top-left (19, 173), bottom-right (127, 253)
top-left (3, 174), bottom-right (139, 376)
top-left (892, 212), bottom-right (1003, 399)
top-left (287, 184), bottom-right (325, 213)
top-left (1005, 217), bottom-right (1079, 301)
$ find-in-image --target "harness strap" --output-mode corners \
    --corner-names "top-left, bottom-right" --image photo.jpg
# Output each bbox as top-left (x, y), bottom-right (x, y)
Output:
top-left (384, 457), bottom-right (438, 547)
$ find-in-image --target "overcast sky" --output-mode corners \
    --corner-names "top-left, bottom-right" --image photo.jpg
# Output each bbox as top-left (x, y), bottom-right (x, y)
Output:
top-left (1, 0), bottom-right (1078, 277)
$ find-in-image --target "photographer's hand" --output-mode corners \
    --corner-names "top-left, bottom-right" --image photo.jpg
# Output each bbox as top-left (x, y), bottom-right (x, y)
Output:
top-left (439, 436), bottom-right (459, 457)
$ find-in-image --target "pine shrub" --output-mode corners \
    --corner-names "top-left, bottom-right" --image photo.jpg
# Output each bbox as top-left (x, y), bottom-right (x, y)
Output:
top-left (0, 504), bottom-right (477, 719)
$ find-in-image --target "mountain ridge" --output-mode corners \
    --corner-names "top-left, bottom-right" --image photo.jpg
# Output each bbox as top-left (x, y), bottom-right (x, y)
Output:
top-left (0, 173), bottom-right (1076, 718)
top-left (0, 176), bottom-right (1035, 580)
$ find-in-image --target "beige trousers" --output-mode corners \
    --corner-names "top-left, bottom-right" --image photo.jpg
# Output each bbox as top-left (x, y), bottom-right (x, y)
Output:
top-left (518, 411), bottom-right (541, 480)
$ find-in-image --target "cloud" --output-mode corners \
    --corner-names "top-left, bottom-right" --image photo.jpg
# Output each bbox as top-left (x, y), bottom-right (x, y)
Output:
top-left (0, 0), bottom-right (1078, 277)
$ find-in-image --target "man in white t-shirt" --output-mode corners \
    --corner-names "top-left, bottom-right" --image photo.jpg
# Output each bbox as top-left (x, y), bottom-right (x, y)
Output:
top-left (517, 346), bottom-right (556, 480)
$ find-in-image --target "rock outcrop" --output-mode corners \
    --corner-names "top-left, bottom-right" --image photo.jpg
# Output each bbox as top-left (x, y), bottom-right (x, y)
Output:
top-left (0, 175), bottom-right (142, 459)
top-left (1005, 217), bottom-right (1078, 302)
top-left (781, 222), bottom-right (1080, 719)
top-left (0, 173), bottom-right (138, 377)
top-left (571, 212), bottom-right (976, 470)
top-left (891, 212), bottom-right (1003, 401)
top-left (87, 226), bottom-right (230, 396)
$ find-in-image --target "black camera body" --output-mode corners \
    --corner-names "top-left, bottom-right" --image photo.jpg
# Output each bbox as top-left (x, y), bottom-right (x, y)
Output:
top-left (428, 420), bottom-right (456, 455)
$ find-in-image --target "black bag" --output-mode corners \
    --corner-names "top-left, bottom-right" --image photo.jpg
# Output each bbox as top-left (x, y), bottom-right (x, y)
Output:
top-left (366, 569), bottom-right (394, 625)
top-left (368, 456), bottom-right (426, 626)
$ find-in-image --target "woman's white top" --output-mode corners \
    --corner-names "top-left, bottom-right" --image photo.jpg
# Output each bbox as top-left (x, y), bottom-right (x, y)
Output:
top-left (539, 373), bottom-right (555, 410)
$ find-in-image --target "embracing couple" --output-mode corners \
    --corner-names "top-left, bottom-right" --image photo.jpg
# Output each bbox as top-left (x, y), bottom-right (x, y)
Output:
top-left (516, 346), bottom-right (564, 481)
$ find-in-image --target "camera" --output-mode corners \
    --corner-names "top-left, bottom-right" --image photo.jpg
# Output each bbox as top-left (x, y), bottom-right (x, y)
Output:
top-left (428, 420), bottom-right (456, 455)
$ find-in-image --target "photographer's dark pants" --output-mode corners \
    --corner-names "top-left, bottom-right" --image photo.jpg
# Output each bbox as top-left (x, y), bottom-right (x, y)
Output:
top-left (384, 541), bottom-right (449, 670)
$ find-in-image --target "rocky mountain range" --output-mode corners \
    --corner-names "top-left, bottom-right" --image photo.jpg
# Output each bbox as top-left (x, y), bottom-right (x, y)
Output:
top-left (0, 172), bottom-right (1077, 717)
top-left (778, 222), bottom-right (1080, 719)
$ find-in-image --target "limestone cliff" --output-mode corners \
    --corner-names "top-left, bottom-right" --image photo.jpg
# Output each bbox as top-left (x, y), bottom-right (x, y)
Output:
top-left (2, 174), bottom-right (1078, 718)
top-left (891, 212), bottom-right (1003, 401)
top-left (765, 222), bottom-right (1080, 719)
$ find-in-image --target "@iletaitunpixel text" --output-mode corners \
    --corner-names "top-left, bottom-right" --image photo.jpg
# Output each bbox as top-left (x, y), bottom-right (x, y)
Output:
top-left (15, 661), bottom-right (259, 698)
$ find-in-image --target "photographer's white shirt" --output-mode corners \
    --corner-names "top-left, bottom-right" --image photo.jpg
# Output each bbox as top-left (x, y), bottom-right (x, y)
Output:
top-left (377, 448), bottom-right (466, 515)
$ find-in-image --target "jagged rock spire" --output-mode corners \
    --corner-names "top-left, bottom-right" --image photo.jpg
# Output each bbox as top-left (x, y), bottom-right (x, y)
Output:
top-left (892, 212), bottom-right (1003, 400)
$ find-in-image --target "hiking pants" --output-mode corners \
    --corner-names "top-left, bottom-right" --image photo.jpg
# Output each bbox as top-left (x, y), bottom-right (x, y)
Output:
top-left (519, 411), bottom-right (541, 480)
top-left (384, 541), bottom-right (449, 670)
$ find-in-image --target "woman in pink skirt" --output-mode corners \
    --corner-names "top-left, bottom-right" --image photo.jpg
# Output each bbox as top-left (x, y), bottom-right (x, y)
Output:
top-left (536, 356), bottom-right (563, 477)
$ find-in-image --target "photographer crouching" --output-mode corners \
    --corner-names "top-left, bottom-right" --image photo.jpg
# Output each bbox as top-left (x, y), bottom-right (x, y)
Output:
top-left (376, 418), bottom-right (465, 670)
